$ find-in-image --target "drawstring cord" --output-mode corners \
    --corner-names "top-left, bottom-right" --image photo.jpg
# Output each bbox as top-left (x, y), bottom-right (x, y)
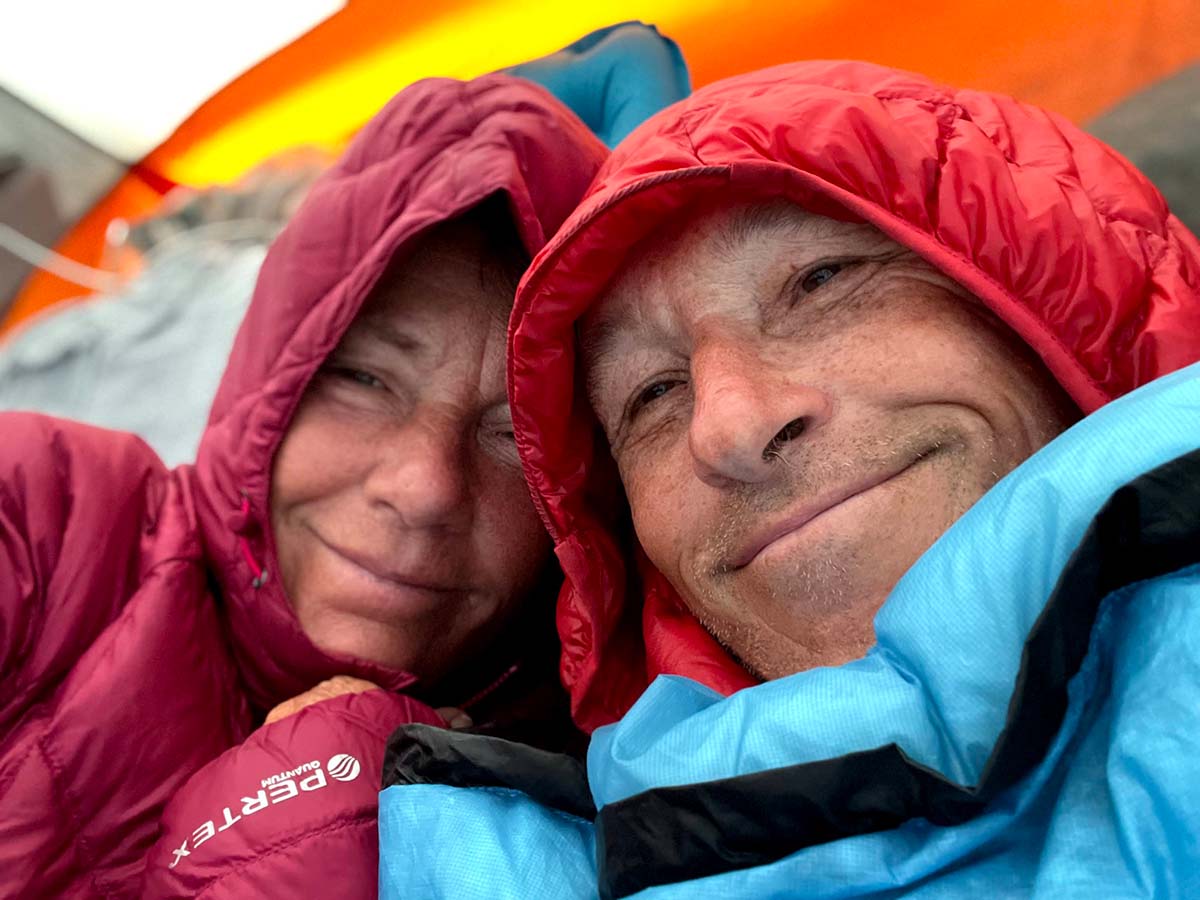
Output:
top-left (458, 663), bottom-right (520, 712)
top-left (237, 494), bottom-right (269, 588)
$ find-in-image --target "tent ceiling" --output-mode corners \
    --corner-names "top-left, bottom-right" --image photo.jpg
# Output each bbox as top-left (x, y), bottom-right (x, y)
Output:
top-left (1, 0), bottom-right (1196, 334)
top-left (0, 1), bottom-right (342, 160)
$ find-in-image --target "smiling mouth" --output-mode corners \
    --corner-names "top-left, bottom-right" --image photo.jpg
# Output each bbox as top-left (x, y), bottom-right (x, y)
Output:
top-left (721, 448), bottom-right (941, 573)
top-left (314, 531), bottom-right (460, 595)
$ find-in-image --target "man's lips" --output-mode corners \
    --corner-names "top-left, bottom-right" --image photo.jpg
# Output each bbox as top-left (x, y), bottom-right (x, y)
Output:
top-left (723, 457), bottom-right (926, 571)
top-left (314, 532), bottom-right (461, 594)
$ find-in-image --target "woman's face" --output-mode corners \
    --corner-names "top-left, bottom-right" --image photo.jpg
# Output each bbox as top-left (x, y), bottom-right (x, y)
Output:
top-left (270, 217), bottom-right (550, 685)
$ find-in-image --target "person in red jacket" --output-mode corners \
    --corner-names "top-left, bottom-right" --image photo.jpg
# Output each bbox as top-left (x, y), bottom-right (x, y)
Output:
top-left (0, 74), bottom-right (605, 898)
top-left (503, 60), bottom-right (1200, 732)
top-left (576, 197), bottom-right (1085, 681)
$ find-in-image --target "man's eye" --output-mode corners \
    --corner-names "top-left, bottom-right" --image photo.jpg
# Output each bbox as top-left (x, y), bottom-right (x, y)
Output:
top-left (629, 378), bottom-right (684, 419)
top-left (801, 263), bottom-right (843, 293)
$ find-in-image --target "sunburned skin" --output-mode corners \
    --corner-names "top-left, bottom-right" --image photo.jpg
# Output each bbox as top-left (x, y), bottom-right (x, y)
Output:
top-left (271, 215), bottom-right (551, 685)
top-left (581, 200), bottom-right (1079, 679)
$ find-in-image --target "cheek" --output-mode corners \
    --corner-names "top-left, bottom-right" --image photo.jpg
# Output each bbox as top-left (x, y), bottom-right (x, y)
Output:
top-left (473, 466), bottom-right (552, 590)
top-left (829, 310), bottom-right (986, 403)
top-left (272, 416), bottom-right (320, 521)
top-left (270, 417), bottom-right (323, 605)
top-left (881, 301), bottom-right (1070, 441)
top-left (621, 451), bottom-right (692, 574)
top-left (271, 401), bottom-right (361, 510)
top-left (270, 402), bottom-right (374, 594)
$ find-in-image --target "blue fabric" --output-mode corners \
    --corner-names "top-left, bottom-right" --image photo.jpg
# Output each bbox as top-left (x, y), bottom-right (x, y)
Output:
top-left (379, 361), bottom-right (1200, 899)
top-left (505, 22), bottom-right (690, 148)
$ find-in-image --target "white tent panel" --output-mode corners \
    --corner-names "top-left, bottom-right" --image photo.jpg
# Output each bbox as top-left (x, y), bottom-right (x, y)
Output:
top-left (0, 1), bottom-right (343, 160)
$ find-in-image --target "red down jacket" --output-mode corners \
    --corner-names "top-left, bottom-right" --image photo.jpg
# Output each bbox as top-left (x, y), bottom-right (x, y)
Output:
top-left (508, 60), bottom-right (1200, 732)
top-left (0, 74), bottom-right (604, 898)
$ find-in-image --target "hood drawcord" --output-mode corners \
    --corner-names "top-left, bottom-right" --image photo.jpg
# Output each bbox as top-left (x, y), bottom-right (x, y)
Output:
top-left (236, 493), bottom-right (270, 589)
top-left (459, 663), bottom-right (520, 712)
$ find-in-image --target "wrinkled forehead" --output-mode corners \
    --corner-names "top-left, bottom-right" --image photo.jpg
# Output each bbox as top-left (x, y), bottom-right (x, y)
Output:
top-left (579, 200), bottom-right (903, 357)
top-left (358, 207), bottom-right (524, 333)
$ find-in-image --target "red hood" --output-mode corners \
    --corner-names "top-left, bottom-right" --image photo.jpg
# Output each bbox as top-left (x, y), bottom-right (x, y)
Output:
top-left (509, 60), bottom-right (1200, 732)
top-left (192, 74), bottom-right (606, 711)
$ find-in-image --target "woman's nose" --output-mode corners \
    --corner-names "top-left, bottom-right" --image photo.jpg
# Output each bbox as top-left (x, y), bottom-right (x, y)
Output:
top-left (687, 339), bottom-right (831, 487)
top-left (362, 418), bottom-right (471, 528)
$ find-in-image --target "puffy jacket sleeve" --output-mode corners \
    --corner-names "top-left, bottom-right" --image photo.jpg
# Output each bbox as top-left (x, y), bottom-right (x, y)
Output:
top-left (142, 688), bottom-right (444, 899)
top-left (0, 412), bottom-right (164, 731)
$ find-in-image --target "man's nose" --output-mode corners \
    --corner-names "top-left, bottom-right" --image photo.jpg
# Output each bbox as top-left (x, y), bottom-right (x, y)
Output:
top-left (688, 340), bottom-right (831, 487)
top-left (363, 417), bottom-right (470, 528)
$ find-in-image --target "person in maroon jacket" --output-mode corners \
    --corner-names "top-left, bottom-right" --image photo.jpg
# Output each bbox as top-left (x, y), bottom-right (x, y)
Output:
top-left (0, 74), bottom-right (605, 898)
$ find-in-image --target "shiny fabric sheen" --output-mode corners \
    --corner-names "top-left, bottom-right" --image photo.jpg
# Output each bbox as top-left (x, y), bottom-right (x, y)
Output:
top-left (0, 75), bottom-right (605, 898)
top-left (378, 358), bottom-right (1200, 899)
top-left (506, 61), bottom-right (1200, 730)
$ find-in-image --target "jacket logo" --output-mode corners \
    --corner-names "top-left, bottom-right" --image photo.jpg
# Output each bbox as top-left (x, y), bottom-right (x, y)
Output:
top-left (168, 754), bottom-right (361, 869)
top-left (328, 753), bottom-right (361, 782)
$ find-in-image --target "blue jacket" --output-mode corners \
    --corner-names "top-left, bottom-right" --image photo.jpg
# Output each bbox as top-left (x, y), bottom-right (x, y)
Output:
top-left (379, 360), bottom-right (1200, 899)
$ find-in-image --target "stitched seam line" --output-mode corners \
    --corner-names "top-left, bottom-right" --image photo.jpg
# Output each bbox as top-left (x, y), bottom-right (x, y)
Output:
top-left (871, 91), bottom-right (1168, 235)
top-left (193, 810), bottom-right (372, 898)
top-left (36, 735), bottom-right (120, 900)
top-left (0, 724), bottom-right (44, 797)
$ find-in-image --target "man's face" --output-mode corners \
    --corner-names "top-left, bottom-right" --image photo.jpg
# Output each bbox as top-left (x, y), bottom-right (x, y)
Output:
top-left (272, 218), bottom-right (550, 685)
top-left (581, 202), bottom-right (1077, 680)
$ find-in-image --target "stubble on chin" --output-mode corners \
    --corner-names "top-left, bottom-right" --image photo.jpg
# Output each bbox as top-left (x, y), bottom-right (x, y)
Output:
top-left (689, 538), bottom-right (868, 680)
top-left (682, 427), bottom-right (1002, 679)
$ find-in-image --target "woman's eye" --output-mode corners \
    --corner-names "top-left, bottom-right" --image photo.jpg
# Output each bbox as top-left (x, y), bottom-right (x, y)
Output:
top-left (329, 366), bottom-right (384, 389)
top-left (481, 424), bottom-right (521, 466)
top-left (629, 378), bottom-right (684, 419)
top-left (801, 262), bottom-right (843, 293)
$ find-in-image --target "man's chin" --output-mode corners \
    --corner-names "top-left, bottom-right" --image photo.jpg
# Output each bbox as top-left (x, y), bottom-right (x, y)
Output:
top-left (711, 600), bottom-right (882, 680)
top-left (731, 534), bottom-right (864, 616)
top-left (693, 553), bottom-right (901, 679)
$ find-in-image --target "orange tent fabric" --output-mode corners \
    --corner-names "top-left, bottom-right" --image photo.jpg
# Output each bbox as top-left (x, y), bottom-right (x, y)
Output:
top-left (6, 0), bottom-right (1198, 333)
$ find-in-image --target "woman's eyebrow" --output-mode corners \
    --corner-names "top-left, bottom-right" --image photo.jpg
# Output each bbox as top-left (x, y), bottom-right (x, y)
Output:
top-left (351, 316), bottom-right (426, 354)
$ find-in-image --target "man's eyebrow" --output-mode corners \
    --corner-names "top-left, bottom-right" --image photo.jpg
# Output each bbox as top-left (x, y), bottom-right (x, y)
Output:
top-left (578, 312), bottom-right (622, 365)
top-left (577, 310), bottom-right (631, 399)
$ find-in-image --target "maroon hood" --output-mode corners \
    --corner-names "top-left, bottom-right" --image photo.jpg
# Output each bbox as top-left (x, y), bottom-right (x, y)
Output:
top-left (193, 74), bottom-right (607, 710)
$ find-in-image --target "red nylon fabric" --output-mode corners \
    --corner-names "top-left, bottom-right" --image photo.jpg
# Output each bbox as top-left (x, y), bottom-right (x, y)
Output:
top-left (509, 60), bottom-right (1200, 733)
top-left (0, 75), bottom-right (605, 898)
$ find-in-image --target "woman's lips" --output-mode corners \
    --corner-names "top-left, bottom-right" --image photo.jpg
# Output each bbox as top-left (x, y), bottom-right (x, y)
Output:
top-left (314, 532), bottom-right (461, 595)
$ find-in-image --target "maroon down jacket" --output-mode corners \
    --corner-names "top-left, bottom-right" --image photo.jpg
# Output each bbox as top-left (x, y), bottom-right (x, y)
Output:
top-left (0, 74), bottom-right (604, 898)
